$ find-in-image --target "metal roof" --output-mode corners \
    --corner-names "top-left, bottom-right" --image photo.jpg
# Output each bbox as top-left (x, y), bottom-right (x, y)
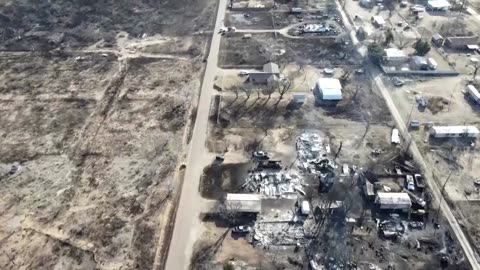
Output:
top-left (375, 192), bottom-right (412, 209)
top-left (263, 62), bottom-right (279, 74)
top-left (431, 126), bottom-right (480, 135)
top-left (384, 48), bottom-right (406, 58)
top-left (226, 193), bottom-right (262, 213)
top-left (316, 78), bottom-right (342, 100)
top-left (427, 0), bottom-right (451, 9)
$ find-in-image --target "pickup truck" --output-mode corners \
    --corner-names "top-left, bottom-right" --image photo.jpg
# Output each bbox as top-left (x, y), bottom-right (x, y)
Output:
top-left (414, 174), bottom-right (426, 189)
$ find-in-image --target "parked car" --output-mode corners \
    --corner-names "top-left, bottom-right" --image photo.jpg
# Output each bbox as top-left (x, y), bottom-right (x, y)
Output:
top-left (410, 4), bottom-right (426, 12)
top-left (232, 225), bottom-right (251, 234)
top-left (405, 175), bottom-right (415, 191)
top-left (215, 155), bottom-right (225, 162)
top-left (414, 174), bottom-right (426, 189)
top-left (252, 151), bottom-right (269, 160)
top-left (419, 96), bottom-right (428, 107)
top-left (238, 70), bottom-right (249, 76)
top-left (392, 77), bottom-right (404, 87)
top-left (400, 0), bottom-right (408, 7)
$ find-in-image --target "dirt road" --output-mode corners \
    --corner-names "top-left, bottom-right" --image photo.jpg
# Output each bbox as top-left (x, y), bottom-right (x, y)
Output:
top-left (163, 0), bottom-right (228, 269)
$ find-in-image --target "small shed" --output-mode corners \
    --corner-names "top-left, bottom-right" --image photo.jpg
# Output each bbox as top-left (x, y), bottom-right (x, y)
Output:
top-left (384, 48), bottom-right (407, 63)
top-left (225, 193), bottom-right (262, 213)
top-left (427, 0), bottom-right (451, 11)
top-left (431, 33), bottom-right (444, 47)
top-left (314, 78), bottom-right (342, 103)
top-left (372, 16), bottom-right (386, 28)
top-left (375, 192), bottom-right (412, 210)
top-left (430, 126), bottom-right (480, 138)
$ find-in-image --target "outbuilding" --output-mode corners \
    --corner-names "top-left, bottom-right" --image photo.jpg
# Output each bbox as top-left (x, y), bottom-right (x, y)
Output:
top-left (372, 16), bottom-right (386, 28)
top-left (384, 48), bottom-right (407, 64)
top-left (248, 62), bottom-right (280, 84)
top-left (427, 0), bottom-right (451, 11)
top-left (431, 33), bottom-right (444, 47)
top-left (313, 78), bottom-right (342, 104)
top-left (375, 192), bottom-right (412, 211)
top-left (225, 193), bottom-right (262, 213)
top-left (445, 36), bottom-right (478, 49)
top-left (466, 85), bottom-right (480, 104)
top-left (430, 126), bottom-right (480, 138)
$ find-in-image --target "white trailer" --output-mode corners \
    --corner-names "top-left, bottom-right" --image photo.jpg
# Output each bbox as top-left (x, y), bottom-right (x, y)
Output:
top-left (467, 85), bottom-right (480, 104)
top-left (430, 126), bottom-right (480, 138)
top-left (391, 129), bottom-right (400, 144)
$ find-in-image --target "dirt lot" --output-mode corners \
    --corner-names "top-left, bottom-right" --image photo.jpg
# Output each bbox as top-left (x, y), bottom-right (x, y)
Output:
top-left (0, 0), bottom-right (216, 268)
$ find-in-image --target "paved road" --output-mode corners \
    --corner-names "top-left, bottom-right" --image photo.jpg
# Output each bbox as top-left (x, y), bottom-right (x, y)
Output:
top-left (164, 0), bottom-right (228, 269)
top-left (335, 0), bottom-right (480, 268)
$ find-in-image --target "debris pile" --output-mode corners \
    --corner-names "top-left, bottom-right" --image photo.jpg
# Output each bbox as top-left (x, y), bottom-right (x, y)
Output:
top-left (296, 132), bottom-right (337, 189)
top-left (242, 172), bottom-right (305, 198)
top-left (249, 215), bottom-right (316, 246)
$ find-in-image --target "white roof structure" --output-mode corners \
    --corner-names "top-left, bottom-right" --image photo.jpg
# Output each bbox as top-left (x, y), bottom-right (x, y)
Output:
top-left (385, 48), bottom-right (406, 59)
top-left (226, 193), bottom-right (262, 213)
top-left (467, 85), bottom-right (480, 102)
top-left (263, 62), bottom-right (279, 74)
top-left (373, 16), bottom-right (386, 26)
top-left (316, 78), bottom-right (342, 100)
top-left (375, 193), bottom-right (412, 210)
top-left (427, 0), bottom-right (451, 9)
top-left (430, 126), bottom-right (480, 136)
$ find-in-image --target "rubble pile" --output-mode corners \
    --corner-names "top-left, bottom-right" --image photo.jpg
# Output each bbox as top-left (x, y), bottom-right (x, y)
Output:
top-left (296, 133), bottom-right (336, 173)
top-left (249, 215), bottom-right (316, 246)
top-left (242, 172), bottom-right (305, 198)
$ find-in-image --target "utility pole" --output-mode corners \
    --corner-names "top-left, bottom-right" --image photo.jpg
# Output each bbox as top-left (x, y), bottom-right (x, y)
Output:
top-left (434, 170), bottom-right (453, 224)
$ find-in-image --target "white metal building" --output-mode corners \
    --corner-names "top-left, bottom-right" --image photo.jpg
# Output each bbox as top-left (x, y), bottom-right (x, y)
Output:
top-left (375, 192), bottom-right (412, 210)
top-left (384, 48), bottom-right (407, 63)
top-left (225, 193), bottom-right (262, 213)
top-left (314, 78), bottom-right (342, 102)
top-left (467, 85), bottom-right (480, 104)
top-left (427, 0), bottom-right (451, 11)
top-left (372, 16), bottom-right (386, 28)
top-left (430, 126), bottom-right (480, 138)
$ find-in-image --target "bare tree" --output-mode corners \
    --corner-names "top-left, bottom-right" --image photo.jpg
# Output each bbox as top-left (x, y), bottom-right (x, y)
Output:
top-left (277, 78), bottom-right (292, 100)
top-left (472, 62), bottom-right (480, 81)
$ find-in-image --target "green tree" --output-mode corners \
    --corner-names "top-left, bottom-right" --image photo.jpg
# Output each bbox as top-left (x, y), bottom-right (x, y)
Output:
top-left (223, 262), bottom-right (235, 270)
top-left (384, 28), bottom-right (394, 46)
top-left (413, 39), bottom-right (431, 56)
top-left (368, 43), bottom-right (385, 66)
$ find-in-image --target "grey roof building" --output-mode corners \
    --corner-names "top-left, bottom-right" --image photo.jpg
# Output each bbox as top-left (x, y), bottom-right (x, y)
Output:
top-left (249, 62), bottom-right (280, 84)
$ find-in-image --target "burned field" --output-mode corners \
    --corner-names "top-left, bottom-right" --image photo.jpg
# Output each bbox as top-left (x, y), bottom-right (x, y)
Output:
top-left (0, 0), bottom-right (215, 51)
top-left (0, 16), bottom-right (209, 270)
top-left (218, 33), bottom-right (359, 67)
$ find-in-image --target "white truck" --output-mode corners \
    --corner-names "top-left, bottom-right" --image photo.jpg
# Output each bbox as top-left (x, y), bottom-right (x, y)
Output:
top-left (427, 58), bottom-right (437, 70)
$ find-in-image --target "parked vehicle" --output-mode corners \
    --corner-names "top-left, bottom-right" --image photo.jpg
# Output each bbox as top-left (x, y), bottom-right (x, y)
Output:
top-left (252, 151), bottom-right (269, 160)
top-left (414, 174), bottom-right (426, 189)
top-left (410, 4), bottom-right (426, 12)
top-left (232, 225), bottom-right (251, 234)
top-left (410, 120), bottom-right (420, 129)
top-left (239, 70), bottom-right (249, 76)
top-left (257, 160), bottom-right (282, 170)
top-left (392, 77), bottom-right (404, 87)
top-left (215, 155), bottom-right (225, 162)
top-left (400, 0), bottom-right (408, 7)
top-left (405, 175), bottom-right (415, 191)
top-left (419, 96), bottom-right (428, 107)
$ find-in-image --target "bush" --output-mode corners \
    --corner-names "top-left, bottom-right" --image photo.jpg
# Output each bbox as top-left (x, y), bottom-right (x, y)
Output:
top-left (413, 39), bottom-right (431, 56)
top-left (368, 43), bottom-right (385, 66)
top-left (223, 262), bottom-right (235, 270)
